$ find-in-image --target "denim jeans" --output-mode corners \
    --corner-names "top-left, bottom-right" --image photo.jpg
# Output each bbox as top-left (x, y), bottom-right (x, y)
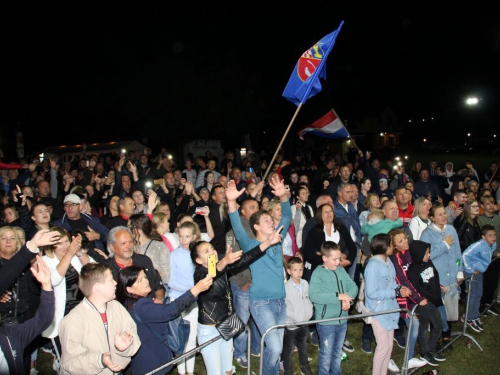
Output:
top-left (416, 302), bottom-right (443, 355)
top-left (282, 326), bottom-right (309, 372)
top-left (465, 271), bottom-right (483, 320)
top-left (198, 324), bottom-right (234, 375)
top-left (317, 322), bottom-right (347, 375)
top-left (403, 315), bottom-right (419, 359)
top-left (250, 298), bottom-right (286, 375)
top-left (230, 282), bottom-right (261, 358)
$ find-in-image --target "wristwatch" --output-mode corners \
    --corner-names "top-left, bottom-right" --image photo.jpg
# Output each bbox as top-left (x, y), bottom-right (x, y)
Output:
top-left (76, 249), bottom-right (86, 258)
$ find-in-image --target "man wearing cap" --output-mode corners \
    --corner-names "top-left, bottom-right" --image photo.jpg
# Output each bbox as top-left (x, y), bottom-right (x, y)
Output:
top-left (52, 194), bottom-right (109, 261)
top-left (376, 174), bottom-right (394, 199)
top-left (467, 179), bottom-right (480, 200)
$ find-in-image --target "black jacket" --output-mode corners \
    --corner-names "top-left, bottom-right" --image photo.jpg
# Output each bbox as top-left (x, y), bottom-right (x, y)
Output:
top-left (454, 216), bottom-right (481, 252)
top-left (0, 290), bottom-right (54, 374)
top-left (194, 245), bottom-right (264, 325)
top-left (407, 240), bottom-right (443, 307)
top-left (302, 223), bottom-right (356, 273)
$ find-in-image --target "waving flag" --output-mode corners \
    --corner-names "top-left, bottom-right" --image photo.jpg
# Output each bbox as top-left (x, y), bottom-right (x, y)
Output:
top-left (298, 109), bottom-right (349, 140)
top-left (283, 21), bottom-right (344, 106)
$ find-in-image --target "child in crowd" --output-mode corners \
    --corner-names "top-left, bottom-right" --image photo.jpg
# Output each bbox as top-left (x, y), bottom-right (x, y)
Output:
top-left (462, 224), bottom-right (497, 332)
top-left (365, 234), bottom-right (410, 375)
top-left (361, 209), bottom-right (403, 242)
top-left (168, 221), bottom-right (202, 375)
top-left (310, 241), bottom-right (358, 375)
top-left (282, 257), bottom-right (314, 375)
top-left (407, 240), bottom-right (445, 367)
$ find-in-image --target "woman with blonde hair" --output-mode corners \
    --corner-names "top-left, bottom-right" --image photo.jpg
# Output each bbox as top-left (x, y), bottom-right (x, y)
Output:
top-left (409, 197), bottom-right (432, 240)
top-left (359, 193), bottom-right (381, 228)
top-left (151, 211), bottom-right (178, 251)
top-left (267, 197), bottom-right (299, 261)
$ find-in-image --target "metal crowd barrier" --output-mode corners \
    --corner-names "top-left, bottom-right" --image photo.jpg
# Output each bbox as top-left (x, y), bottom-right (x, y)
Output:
top-left (253, 307), bottom-right (415, 375)
top-left (438, 274), bottom-right (483, 353)
top-left (143, 330), bottom-right (226, 375)
top-left (146, 276), bottom-right (484, 375)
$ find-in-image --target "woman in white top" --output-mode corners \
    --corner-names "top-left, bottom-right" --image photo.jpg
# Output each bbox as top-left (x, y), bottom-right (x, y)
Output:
top-left (408, 197), bottom-right (432, 240)
top-left (42, 227), bottom-right (95, 358)
top-left (290, 186), bottom-right (314, 249)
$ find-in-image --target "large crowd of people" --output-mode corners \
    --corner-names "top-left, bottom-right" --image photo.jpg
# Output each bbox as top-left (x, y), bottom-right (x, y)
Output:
top-left (0, 146), bottom-right (499, 375)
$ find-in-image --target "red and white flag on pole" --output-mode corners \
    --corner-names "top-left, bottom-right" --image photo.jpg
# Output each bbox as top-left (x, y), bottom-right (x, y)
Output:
top-left (298, 109), bottom-right (350, 140)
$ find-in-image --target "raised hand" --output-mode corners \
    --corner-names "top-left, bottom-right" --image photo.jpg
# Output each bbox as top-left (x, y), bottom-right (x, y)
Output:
top-left (114, 331), bottom-right (134, 352)
top-left (30, 229), bottom-right (61, 249)
top-left (266, 226), bottom-right (283, 246)
top-left (269, 176), bottom-right (286, 198)
top-left (68, 234), bottom-right (83, 256)
top-left (223, 244), bottom-right (243, 265)
top-left (30, 256), bottom-right (52, 290)
top-left (184, 181), bottom-right (193, 195)
top-left (225, 180), bottom-right (245, 202)
top-left (147, 189), bottom-right (158, 207)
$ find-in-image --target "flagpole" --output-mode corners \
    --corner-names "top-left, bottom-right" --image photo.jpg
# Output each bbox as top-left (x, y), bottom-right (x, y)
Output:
top-left (263, 102), bottom-right (303, 182)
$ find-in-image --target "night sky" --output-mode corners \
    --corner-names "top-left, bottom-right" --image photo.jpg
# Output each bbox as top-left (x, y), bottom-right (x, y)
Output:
top-left (1, 3), bottom-right (499, 159)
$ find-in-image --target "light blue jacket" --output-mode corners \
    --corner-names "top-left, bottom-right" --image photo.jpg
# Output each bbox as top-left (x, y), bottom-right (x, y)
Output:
top-left (463, 239), bottom-right (497, 274)
top-left (364, 255), bottom-right (399, 330)
top-left (420, 224), bottom-right (463, 287)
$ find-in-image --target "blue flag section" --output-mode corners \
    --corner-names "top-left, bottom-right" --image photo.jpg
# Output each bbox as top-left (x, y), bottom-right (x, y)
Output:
top-left (282, 21), bottom-right (344, 106)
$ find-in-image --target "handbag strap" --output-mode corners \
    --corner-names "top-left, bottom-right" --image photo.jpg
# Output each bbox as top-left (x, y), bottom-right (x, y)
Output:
top-left (132, 309), bottom-right (167, 346)
top-left (142, 240), bottom-right (153, 256)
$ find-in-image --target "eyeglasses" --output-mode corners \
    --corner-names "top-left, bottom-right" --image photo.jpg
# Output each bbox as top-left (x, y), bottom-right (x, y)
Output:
top-left (470, 205), bottom-right (479, 208)
top-left (64, 203), bottom-right (80, 208)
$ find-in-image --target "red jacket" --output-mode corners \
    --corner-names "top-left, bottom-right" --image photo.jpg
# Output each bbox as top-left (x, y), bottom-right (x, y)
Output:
top-left (398, 203), bottom-right (414, 227)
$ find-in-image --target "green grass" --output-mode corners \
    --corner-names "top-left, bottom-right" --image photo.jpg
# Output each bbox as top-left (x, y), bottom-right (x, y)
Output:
top-left (36, 306), bottom-right (500, 374)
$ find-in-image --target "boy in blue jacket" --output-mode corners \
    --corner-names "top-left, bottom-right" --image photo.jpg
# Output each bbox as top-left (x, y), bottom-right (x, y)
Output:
top-left (462, 224), bottom-right (497, 332)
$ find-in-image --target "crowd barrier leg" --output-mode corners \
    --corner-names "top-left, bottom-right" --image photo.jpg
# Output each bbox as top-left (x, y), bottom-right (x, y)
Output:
top-left (144, 334), bottom-right (222, 375)
top-left (400, 305), bottom-right (418, 375)
top-left (246, 324), bottom-right (252, 375)
top-left (255, 308), bottom-right (412, 375)
top-left (439, 275), bottom-right (483, 353)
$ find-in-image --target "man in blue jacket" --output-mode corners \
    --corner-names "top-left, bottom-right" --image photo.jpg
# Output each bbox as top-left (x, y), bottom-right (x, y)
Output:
top-left (52, 194), bottom-right (109, 261)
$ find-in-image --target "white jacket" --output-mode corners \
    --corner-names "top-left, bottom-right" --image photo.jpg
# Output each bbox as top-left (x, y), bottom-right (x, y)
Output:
top-left (41, 254), bottom-right (95, 338)
top-left (409, 216), bottom-right (429, 241)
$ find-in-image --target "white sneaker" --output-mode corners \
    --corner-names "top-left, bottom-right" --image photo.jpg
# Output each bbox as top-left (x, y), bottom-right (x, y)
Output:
top-left (408, 357), bottom-right (427, 369)
top-left (388, 358), bottom-right (400, 373)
